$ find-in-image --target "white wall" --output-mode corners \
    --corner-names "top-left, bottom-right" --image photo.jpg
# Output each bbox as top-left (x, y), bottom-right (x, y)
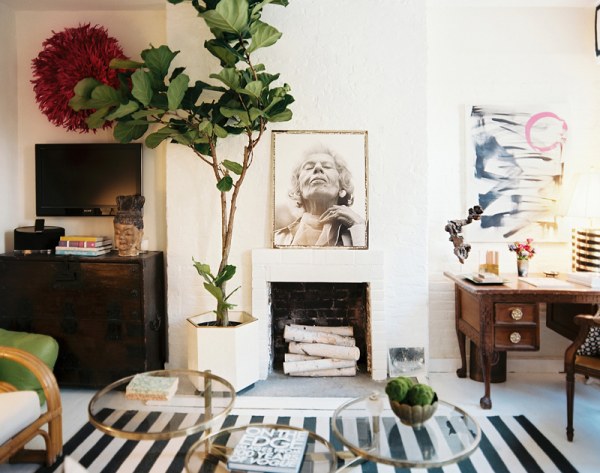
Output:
top-left (164, 0), bottom-right (429, 370)
top-left (0, 5), bottom-right (18, 252)
top-left (427, 4), bottom-right (600, 366)
top-left (13, 9), bottom-right (166, 250)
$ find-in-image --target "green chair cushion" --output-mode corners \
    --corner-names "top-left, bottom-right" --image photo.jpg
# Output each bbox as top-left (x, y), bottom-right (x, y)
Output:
top-left (0, 328), bottom-right (59, 405)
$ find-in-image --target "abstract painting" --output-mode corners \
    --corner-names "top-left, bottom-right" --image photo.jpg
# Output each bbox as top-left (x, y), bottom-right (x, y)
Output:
top-left (465, 105), bottom-right (568, 242)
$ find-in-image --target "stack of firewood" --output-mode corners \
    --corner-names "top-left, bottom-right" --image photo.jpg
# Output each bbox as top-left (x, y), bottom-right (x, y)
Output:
top-left (282, 324), bottom-right (359, 377)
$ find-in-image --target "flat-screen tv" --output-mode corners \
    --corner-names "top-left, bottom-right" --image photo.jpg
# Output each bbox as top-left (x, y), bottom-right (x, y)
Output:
top-left (35, 143), bottom-right (142, 216)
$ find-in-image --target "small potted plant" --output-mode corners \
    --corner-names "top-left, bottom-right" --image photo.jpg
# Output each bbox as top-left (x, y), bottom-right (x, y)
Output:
top-left (69, 0), bottom-right (294, 390)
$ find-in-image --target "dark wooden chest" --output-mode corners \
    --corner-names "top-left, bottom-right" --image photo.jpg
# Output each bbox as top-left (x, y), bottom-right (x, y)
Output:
top-left (0, 251), bottom-right (166, 388)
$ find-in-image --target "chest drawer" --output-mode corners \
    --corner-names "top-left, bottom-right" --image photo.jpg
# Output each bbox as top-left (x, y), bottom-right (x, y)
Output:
top-left (495, 303), bottom-right (537, 324)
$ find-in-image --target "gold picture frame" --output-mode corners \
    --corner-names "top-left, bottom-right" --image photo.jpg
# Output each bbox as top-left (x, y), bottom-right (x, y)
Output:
top-left (271, 130), bottom-right (368, 249)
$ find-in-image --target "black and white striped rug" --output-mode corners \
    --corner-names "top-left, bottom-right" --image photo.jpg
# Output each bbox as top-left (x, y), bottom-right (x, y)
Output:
top-left (35, 409), bottom-right (577, 473)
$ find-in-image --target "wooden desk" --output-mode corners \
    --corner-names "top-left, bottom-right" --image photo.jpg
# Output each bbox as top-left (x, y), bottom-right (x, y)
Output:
top-left (444, 272), bottom-right (600, 409)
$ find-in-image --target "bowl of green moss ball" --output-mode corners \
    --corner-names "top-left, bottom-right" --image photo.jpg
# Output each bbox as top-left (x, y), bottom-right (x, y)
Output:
top-left (385, 376), bottom-right (438, 427)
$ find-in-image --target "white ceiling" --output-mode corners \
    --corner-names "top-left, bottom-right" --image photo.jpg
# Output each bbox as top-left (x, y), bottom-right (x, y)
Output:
top-left (0, 0), bottom-right (165, 11)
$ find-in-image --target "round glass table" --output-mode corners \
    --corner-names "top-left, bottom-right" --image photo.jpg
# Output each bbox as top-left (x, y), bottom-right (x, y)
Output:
top-left (331, 392), bottom-right (481, 469)
top-left (88, 369), bottom-right (235, 441)
top-left (185, 423), bottom-right (339, 473)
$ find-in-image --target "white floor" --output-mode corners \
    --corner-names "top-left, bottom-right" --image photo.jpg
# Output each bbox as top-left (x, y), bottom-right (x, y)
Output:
top-left (2, 371), bottom-right (599, 472)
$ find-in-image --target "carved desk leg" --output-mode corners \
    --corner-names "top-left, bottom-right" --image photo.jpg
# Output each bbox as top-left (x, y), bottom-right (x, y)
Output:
top-left (479, 348), bottom-right (492, 409)
top-left (455, 285), bottom-right (468, 378)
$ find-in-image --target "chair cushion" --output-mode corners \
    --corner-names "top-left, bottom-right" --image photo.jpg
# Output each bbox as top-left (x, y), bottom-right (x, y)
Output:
top-left (0, 391), bottom-right (40, 445)
top-left (577, 326), bottom-right (600, 356)
top-left (0, 329), bottom-right (59, 404)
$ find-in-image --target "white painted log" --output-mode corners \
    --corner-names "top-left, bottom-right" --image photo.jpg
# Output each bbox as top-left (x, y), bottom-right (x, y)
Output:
top-left (284, 325), bottom-right (356, 346)
top-left (289, 366), bottom-right (357, 377)
top-left (288, 342), bottom-right (360, 361)
top-left (288, 324), bottom-right (353, 336)
top-left (283, 358), bottom-right (356, 374)
top-left (284, 353), bottom-right (322, 361)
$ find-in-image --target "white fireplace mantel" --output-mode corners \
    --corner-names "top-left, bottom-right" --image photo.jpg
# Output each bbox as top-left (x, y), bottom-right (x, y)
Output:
top-left (251, 249), bottom-right (386, 380)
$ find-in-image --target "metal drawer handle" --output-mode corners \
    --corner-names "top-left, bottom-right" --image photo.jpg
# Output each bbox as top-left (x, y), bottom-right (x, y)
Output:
top-left (510, 332), bottom-right (522, 344)
top-left (510, 308), bottom-right (523, 320)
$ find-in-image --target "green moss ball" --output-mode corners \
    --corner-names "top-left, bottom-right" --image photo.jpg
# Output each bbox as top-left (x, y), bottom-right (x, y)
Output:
top-left (385, 376), bottom-right (414, 403)
top-left (406, 383), bottom-right (435, 406)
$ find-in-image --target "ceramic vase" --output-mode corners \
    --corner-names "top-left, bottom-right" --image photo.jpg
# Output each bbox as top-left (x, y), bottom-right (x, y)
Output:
top-left (517, 259), bottom-right (529, 277)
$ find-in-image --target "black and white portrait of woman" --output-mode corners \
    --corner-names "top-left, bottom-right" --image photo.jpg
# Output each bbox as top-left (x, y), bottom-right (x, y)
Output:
top-left (272, 130), bottom-right (368, 248)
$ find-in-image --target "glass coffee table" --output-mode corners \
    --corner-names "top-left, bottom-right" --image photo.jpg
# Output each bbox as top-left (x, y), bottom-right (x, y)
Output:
top-left (185, 423), bottom-right (339, 473)
top-left (331, 392), bottom-right (481, 469)
top-left (88, 369), bottom-right (235, 441)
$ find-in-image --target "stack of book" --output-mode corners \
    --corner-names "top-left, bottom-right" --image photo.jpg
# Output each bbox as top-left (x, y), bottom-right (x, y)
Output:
top-left (55, 236), bottom-right (113, 256)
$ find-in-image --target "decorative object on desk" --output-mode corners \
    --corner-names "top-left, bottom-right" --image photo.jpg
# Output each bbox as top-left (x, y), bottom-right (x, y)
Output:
top-left (114, 195), bottom-right (145, 257)
top-left (385, 376), bottom-right (438, 427)
top-left (509, 238), bottom-right (536, 276)
top-left (56, 235), bottom-right (113, 256)
top-left (125, 373), bottom-right (178, 401)
top-left (31, 23), bottom-right (126, 132)
top-left (227, 426), bottom-right (309, 473)
top-left (479, 250), bottom-right (499, 276)
top-left (444, 205), bottom-right (483, 263)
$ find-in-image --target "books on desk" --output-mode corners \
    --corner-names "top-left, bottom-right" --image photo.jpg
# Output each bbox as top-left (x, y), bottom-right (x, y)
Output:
top-left (566, 272), bottom-right (600, 289)
top-left (227, 426), bottom-right (309, 473)
top-left (518, 277), bottom-right (575, 288)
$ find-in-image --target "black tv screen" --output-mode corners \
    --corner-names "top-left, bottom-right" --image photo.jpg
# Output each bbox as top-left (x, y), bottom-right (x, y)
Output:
top-left (35, 143), bottom-right (142, 216)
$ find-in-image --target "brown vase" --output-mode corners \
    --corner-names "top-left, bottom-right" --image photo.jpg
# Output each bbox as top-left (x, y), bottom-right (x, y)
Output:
top-left (517, 259), bottom-right (529, 277)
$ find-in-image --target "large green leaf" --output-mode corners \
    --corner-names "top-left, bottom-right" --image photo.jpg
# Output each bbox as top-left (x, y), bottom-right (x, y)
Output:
top-left (167, 73), bottom-right (190, 110)
top-left (266, 109), bottom-right (292, 122)
top-left (131, 70), bottom-right (154, 107)
top-left (202, 0), bottom-right (249, 34)
top-left (110, 58), bottom-right (144, 69)
top-left (105, 101), bottom-right (139, 120)
top-left (73, 78), bottom-right (101, 99)
top-left (145, 127), bottom-right (176, 148)
top-left (242, 80), bottom-right (263, 99)
top-left (213, 264), bottom-right (236, 287)
top-left (222, 160), bottom-right (243, 175)
top-left (247, 21), bottom-right (282, 54)
top-left (217, 175), bottom-right (234, 192)
top-left (210, 68), bottom-right (240, 90)
top-left (68, 95), bottom-right (90, 112)
top-left (213, 124), bottom-right (228, 138)
top-left (203, 283), bottom-right (224, 303)
top-left (86, 107), bottom-right (110, 129)
top-left (114, 120), bottom-right (149, 143)
top-left (141, 45), bottom-right (179, 79)
top-left (132, 109), bottom-right (165, 119)
top-left (88, 85), bottom-right (121, 108)
top-left (205, 39), bottom-right (240, 67)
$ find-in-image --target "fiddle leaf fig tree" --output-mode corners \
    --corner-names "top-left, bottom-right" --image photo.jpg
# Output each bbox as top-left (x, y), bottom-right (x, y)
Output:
top-left (70, 0), bottom-right (294, 326)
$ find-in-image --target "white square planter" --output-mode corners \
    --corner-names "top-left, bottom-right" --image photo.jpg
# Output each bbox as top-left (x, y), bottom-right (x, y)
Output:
top-left (187, 311), bottom-right (259, 392)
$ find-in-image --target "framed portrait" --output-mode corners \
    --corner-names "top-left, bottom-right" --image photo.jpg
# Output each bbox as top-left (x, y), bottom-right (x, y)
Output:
top-left (271, 130), bottom-right (368, 249)
top-left (465, 105), bottom-right (569, 242)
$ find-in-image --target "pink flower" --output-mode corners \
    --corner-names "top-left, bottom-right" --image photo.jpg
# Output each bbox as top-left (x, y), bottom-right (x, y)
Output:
top-left (508, 239), bottom-right (536, 260)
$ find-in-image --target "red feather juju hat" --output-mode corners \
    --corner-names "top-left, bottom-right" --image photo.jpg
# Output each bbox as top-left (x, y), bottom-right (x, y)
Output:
top-left (31, 23), bottom-right (127, 133)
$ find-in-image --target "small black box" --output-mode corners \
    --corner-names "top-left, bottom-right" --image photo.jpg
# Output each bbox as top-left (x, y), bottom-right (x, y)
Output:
top-left (14, 225), bottom-right (65, 250)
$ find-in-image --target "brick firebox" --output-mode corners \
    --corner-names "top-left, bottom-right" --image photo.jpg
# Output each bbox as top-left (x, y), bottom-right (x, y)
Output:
top-left (251, 249), bottom-right (385, 380)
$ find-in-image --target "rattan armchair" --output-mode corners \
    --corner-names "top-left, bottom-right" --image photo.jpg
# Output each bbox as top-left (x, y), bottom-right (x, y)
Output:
top-left (564, 311), bottom-right (600, 441)
top-left (0, 346), bottom-right (62, 466)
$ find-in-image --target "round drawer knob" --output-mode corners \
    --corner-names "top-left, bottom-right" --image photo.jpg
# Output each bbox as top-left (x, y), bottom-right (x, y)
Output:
top-left (510, 308), bottom-right (523, 320)
top-left (510, 332), bottom-right (522, 344)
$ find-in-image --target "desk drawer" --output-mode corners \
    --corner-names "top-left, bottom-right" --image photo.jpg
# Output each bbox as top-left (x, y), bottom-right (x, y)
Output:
top-left (494, 326), bottom-right (539, 350)
top-left (495, 303), bottom-right (537, 324)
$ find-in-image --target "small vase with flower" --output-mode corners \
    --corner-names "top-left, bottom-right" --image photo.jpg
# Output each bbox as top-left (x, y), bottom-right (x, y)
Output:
top-left (508, 238), bottom-right (536, 277)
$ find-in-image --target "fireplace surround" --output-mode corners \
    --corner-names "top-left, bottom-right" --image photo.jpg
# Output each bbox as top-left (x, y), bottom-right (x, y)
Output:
top-left (252, 249), bottom-right (385, 380)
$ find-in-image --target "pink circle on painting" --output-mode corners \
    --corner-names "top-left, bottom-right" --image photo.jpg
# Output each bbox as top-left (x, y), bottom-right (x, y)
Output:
top-left (524, 111), bottom-right (568, 153)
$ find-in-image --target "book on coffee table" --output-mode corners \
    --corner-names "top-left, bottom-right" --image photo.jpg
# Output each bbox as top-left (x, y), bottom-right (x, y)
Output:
top-left (227, 426), bottom-right (309, 473)
top-left (125, 374), bottom-right (178, 401)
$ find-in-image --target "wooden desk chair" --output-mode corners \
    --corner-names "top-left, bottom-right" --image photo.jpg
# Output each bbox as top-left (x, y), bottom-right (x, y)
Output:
top-left (0, 346), bottom-right (62, 466)
top-left (564, 310), bottom-right (600, 441)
